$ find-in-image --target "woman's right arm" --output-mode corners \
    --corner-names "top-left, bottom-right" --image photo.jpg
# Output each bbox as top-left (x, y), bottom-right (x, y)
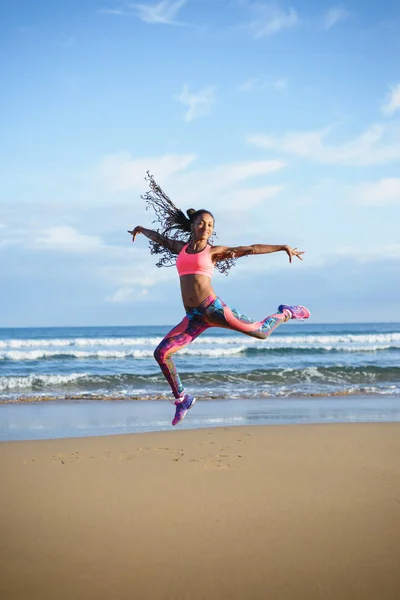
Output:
top-left (127, 226), bottom-right (184, 255)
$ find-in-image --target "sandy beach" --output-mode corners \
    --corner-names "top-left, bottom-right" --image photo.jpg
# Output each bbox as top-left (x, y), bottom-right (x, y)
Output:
top-left (1, 423), bottom-right (400, 600)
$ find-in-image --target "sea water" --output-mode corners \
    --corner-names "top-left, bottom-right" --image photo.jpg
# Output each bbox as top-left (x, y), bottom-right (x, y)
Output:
top-left (1, 322), bottom-right (399, 439)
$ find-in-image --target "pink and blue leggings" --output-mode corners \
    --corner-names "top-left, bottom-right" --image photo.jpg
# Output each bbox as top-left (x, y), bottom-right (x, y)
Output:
top-left (153, 295), bottom-right (288, 401)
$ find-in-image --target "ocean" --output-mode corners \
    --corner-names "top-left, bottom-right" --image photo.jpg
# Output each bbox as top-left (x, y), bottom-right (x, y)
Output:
top-left (1, 322), bottom-right (400, 440)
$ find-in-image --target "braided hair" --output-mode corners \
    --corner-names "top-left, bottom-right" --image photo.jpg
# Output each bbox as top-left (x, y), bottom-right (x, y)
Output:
top-left (142, 172), bottom-right (236, 275)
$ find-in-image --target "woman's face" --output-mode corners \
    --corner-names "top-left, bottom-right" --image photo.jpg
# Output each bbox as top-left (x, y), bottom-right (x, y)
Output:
top-left (192, 212), bottom-right (214, 241)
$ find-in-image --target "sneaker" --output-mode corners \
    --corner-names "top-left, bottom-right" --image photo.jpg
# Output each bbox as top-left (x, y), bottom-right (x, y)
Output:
top-left (278, 304), bottom-right (310, 321)
top-left (172, 394), bottom-right (196, 426)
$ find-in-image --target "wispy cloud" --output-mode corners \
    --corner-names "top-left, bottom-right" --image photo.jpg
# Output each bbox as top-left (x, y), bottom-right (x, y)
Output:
top-left (218, 184), bottom-right (285, 210)
top-left (247, 3), bottom-right (299, 38)
top-left (209, 159), bottom-right (284, 186)
top-left (0, 224), bottom-right (24, 250)
top-left (35, 226), bottom-right (104, 253)
top-left (382, 82), bottom-right (400, 116)
top-left (352, 178), bottom-right (400, 205)
top-left (247, 122), bottom-right (400, 166)
top-left (108, 287), bottom-right (149, 302)
top-left (323, 6), bottom-right (351, 30)
top-left (93, 152), bottom-right (285, 213)
top-left (103, 257), bottom-right (176, 302)
top-left (176, 84), bottom-right (216, 122)
top-left (238, 77), bottom-right (287, 92)
top-left (134, 0), bottom-right (187, 24)
top-left (99, 8), bottom-right (127, 15)
top-left (248, 127), bottom-right (330, 156)
top-left (271, 77), bottom-right (287, 90)
top-left (100, 0), bottom-right (188, 25)
top-left (334, 244), bottom-right (400, 261)
top-left (94, 152), bottom-right (197, 192)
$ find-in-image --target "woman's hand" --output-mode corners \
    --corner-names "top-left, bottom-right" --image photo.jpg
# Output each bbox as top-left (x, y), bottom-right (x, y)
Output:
top-left (284, 245), bottom-right (305, 263)
top-left (127, 226), bottom-right (143, 242)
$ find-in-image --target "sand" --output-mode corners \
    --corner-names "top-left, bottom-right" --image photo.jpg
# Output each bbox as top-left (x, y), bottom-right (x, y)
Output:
top-left (1, 423), bottom-right (400, 600)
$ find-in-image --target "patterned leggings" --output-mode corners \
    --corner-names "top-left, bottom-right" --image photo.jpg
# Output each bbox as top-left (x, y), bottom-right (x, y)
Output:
top-left (154, 295), bottom-right (289, 401)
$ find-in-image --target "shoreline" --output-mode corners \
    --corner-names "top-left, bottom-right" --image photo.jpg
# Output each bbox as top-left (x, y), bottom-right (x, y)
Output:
top-left (1, 395), bottom-right (400, 442)
top-left (1, 422), bottom-right (400, 599)
top-left (2, 386), bottom-right (400, 404)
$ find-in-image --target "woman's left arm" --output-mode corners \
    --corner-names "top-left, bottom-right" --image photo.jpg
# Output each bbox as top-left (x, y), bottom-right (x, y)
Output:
top-left (212, 244), bottom-right (305, 263)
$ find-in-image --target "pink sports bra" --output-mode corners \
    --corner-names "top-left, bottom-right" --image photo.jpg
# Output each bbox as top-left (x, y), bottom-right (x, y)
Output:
top-left (176, 244), bottom-right (214, 278)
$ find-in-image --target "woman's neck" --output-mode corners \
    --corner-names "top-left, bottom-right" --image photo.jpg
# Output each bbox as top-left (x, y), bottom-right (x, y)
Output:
top-left (189, 239), bottom-right (208, 252)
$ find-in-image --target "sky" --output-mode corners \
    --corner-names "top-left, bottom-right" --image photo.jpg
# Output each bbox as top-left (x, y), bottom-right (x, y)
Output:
top-left (1, 0), bottom-right (400, 326)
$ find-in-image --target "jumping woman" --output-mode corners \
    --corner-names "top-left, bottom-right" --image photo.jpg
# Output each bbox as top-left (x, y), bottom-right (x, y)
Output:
top-left (128, 173), bottom-right (310, 427)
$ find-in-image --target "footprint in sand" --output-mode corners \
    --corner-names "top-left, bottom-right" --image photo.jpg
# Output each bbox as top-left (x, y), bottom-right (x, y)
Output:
top-left (204, 460), bottom-right (231, 470)
top-left (200, 453), bottom-right (232, 470)
top-left (51, 452), bottom-right (82, 464)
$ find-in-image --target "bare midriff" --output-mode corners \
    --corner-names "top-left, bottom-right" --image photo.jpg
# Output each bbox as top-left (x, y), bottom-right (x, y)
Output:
top-left (179, 274), bottom-right (216, 309)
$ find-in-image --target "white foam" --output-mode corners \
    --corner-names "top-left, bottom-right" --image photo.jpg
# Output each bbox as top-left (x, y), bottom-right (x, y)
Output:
top-left (1, 332), bottom-right (399, 351)
top-left (0, 346), bottom-right (248, 361)
top-left (0, 337), bottom-right (163, 349)
top-left (181, 346), bottom-right (246, 357)
top-left (0, 373), bottom-right (88, 391)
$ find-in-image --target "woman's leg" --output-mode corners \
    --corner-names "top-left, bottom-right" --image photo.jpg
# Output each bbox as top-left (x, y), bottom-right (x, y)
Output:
top-left (204, 297), bottom-right (289, 339)
top-left (154, 314), bottom-right (210, 401)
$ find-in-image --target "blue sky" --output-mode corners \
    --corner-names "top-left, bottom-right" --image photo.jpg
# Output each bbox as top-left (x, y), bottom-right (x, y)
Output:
top-left (1, 0), bottom-right (400, 326)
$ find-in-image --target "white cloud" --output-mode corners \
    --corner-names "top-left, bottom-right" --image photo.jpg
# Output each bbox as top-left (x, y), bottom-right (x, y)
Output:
top-left (152, 157), bottom-right (285, 210)
top-left (104, 261), bottom-right (173, 288)
top-left (176, 84), bottom-right (216, 122)
top-left (334, 244), bottom-right (400, 261)
top-left (323, 6), bottom-right (350, 29)
top-left (100, 0), bottom-right (188, 24)
top-left (352, 178), bottom-right (400, 205)
top-left (95, 152), bottom-right (196, 192)
top-left (133, 0), bottom-right (187, 24)
top-left (0, 238), bottom-right (22, 250)
top-left (35, 226), bottom-right (104, 253)
top-left (249, 128), bottom-right (328, 156)
top-left (238, 79), bottom-right (259, 92)
top-left (248, 4), bottom-right (298, 38)
top-left (382, 83), bottom-right (400, 116)
top-left (272, 77), bottom-right (287, 90)
top-left (247, 122), bottom-right (400, 166)
top-left (220, 185), bottom-right (285, 209)
top-left (92, 152), bottom-right (286, 220)
top-left (238, 77), bottom-right (287, 92)
top-left (108, 287), bottom-right (149, 303)
top-left (155, 158), bottom-right (286, 219)
top-left (99, 8), bottom-right (127, 15)
top-left (102, 258), bottom-right (176, 302)
top-left (209, 159), bottom-right (283, 186)
top-left (0, 222), bottom-right (24, 249)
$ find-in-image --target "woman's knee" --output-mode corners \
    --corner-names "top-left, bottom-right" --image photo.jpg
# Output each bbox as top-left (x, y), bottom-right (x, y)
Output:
top-left (153, 344), bottom-right (166, 364)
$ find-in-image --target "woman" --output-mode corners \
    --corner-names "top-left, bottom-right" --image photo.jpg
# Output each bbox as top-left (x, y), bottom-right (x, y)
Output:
top-left (128, 173), bottom-right (310, 426)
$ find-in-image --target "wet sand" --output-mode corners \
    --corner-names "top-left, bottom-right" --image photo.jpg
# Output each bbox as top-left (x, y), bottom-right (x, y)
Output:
top-left (1, 423), bottom-right (400, 599)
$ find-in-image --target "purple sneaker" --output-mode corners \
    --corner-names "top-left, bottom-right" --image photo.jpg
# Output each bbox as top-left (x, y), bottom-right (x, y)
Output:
top-left (172, 394), bottom-right (196, 426)
top-left (278, 304), bottom-right (310, 321)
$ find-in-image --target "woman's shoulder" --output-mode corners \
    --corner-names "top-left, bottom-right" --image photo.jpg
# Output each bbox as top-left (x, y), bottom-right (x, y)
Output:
top-left (174, 240), bottom-right (187, 254)
top-left (210, 244), bottom-right (229, 252)
top-left (209, 244), bottom-right (229, 261)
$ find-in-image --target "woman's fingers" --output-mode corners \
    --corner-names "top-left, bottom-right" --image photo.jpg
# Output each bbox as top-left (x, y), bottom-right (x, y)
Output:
top-left (128, 227), bottom-right (142, 241)
top-left (287, 247), bottom-right (305, 262)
